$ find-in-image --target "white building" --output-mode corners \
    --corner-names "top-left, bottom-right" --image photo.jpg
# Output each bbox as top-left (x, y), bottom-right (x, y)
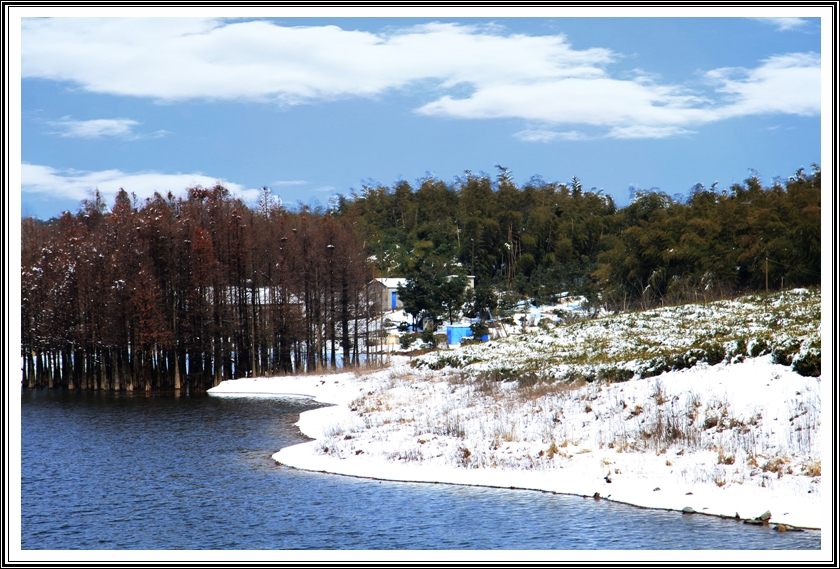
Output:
top-left (370, 278), bottom-right (408, 311)
top-left (370, 276), bottom-right (475, 313)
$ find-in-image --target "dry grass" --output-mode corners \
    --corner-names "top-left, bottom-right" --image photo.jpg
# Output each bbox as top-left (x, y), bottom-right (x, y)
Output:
top-left (717, 447), bottom-right (736, 465)
top-left (651, 380), bottom-right (667, 406)
top-left (762, 456), bottom-right (789, 474)
top-left (801, 460), bottom-right (821, 477)
top-left (353, 360), bottom-right (392, 377)
top-left (518, 380), bottom-right (582, 402)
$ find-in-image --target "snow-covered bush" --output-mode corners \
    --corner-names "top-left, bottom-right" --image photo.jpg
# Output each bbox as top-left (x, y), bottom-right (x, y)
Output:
top-left (772, 338), bottom-right (802, 366)
top-left (792, 348), bottom-right (821, 377)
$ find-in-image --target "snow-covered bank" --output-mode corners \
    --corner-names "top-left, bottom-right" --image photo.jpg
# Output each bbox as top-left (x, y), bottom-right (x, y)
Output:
top-left (209, 355), bottom-right (823, 532)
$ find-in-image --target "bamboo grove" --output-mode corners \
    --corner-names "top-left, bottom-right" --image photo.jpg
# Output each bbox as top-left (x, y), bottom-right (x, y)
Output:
top-left (21, 165), bottom-right (820, 391)
top-left (21, 186), bottom-right (374, 391)
top-left (338, 166), bottom-right (821, 309)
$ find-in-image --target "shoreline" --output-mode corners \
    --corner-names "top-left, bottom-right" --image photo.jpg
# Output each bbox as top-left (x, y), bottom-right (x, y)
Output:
top-left (273, 443), bottom-right (821, 533)
top-left (208, 358), bottom-right (823, 534)
top-left (275, 444), bottom-right (819, 532)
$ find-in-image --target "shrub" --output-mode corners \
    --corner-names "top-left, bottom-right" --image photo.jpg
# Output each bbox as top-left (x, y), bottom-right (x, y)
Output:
top-left (481, 367), bottom-right (517, 382)
top-left (725, 339), bottom-right (747, 363)
top-left (399, 333), bottom-right (415, 350)
top-left (421, 328), bottom-right (437, 347)
top-left (640, 356), bottom-right (670, 379)
top-left (703, 342), bottom-right (726, 366)
top-left (597, 366), bottom-right (634, 383)
top-left (470, 320), bottom-right (490, 340)
top-left (792, 348), bottom-right (821, 377)
top-left (748, 337), bottom-right (771, 357)
top-left (428, 354), bottom-right (462, 370)
top-left (670, 349), bottom-right (704, 371)
top-left (772, 339), bottom-right (802, 366)
top-left (559, 367), bottom-right (595, 384)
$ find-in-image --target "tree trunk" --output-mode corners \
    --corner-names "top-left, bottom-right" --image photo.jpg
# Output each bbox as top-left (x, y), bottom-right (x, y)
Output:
top-left (173, 350), bottom-right (181, 390)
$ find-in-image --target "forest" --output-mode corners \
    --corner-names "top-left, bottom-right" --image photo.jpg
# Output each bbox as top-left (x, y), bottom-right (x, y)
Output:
top-left (21, 186), bottom-right (374, 391)
top-left (21, 165), bottom-right (821, 391)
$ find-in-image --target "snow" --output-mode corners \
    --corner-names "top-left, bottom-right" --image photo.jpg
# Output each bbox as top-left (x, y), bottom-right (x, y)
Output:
top-left (207, 290), bottom-right (825, 540)
top-left (209, 356), bottom-right (824, 532)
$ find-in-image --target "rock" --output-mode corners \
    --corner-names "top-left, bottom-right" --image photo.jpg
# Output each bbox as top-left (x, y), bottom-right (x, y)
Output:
top-left (743, 519), bottom-right (763, 525)
top-left (734, 512), bottom-right (740, 520)
top-left (759, 510), bottom-right (772, 521)
top-left (775, 524), bottom-right (788, 532)
top-left (682, 507), bottom-right (695, 514)
top-left (593, 492), bottom-right (601, 500)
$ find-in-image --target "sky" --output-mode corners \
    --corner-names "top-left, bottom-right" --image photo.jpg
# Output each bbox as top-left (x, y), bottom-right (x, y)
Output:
top-left (11, 7), bottom-right (828, 219)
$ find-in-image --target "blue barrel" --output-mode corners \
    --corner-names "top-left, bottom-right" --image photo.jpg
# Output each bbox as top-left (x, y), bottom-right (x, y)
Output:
top-left (446, 325), bottom-right (473, 345)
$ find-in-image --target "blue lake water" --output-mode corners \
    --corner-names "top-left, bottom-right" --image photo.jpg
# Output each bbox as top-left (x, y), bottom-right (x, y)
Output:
top-left (20, 389), bottom-right (820, 550)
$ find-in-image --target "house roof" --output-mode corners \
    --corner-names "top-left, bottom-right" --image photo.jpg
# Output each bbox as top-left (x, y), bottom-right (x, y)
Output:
top-left (375, 278), bottom-right (407, 289)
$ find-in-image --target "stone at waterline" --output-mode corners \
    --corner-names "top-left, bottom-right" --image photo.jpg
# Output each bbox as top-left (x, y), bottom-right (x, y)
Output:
top-left (681, 507), bottom-right (695, 514)
top-left (759, 510), bottom-right (772, 521)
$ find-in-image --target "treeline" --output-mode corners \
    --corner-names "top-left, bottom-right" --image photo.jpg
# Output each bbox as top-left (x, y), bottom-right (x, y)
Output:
top-left (337, 165), bottom-right (821, 309)
top-left (21, 164), bottom-right (820, 390)
top-left (21, 186), bottom-right (373, 391)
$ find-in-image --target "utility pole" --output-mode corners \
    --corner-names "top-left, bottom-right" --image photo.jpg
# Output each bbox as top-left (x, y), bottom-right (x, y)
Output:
top-left (765, 257), bottom-right (769, 295)
top-left (764, 256), bottom-right (769, 314)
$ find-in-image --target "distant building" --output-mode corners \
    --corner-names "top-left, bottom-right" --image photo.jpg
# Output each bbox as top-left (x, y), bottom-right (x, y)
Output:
top-left (369, 275), bottom-right (475, 313)
top-left (370, 278), bottom-right (408, 311)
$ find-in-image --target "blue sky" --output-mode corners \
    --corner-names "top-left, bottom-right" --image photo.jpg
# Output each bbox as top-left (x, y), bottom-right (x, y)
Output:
top-left (14, 9), bottom-right (826, 219)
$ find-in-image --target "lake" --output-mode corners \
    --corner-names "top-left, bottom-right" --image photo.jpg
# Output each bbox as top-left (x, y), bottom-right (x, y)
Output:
top-left (20, 389), bottom-right (820, 550)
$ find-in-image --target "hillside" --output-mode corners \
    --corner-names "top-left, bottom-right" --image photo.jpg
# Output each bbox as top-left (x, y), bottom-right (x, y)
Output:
top-left (416, 287), bottom-right (821, 381)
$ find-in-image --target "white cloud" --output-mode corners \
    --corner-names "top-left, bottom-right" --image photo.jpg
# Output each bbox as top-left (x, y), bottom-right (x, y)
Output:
top-left (21, 20), bottom-right (614, 102)
top-left (21, 163), bottom-right (260, 205)
top-left (606, 125), bottom-right (694, 139)
top-left (514, 129), bottom-right (588, 142)
top-left (21, 19), bottom-right (821, 140)
top-left (46, 116), bottom-right (169, 139)
top-left (704, 53), bottom-right (821, 118)
top-left (48, 117), bottom-right (139, 138)
top-left (752, 17), bottom-right (810, 32)
top-left (416, 78), bottom-right (712, 126)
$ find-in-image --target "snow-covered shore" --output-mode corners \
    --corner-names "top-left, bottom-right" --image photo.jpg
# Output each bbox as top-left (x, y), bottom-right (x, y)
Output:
top-left (208, 355), bottom-right (823, 532)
